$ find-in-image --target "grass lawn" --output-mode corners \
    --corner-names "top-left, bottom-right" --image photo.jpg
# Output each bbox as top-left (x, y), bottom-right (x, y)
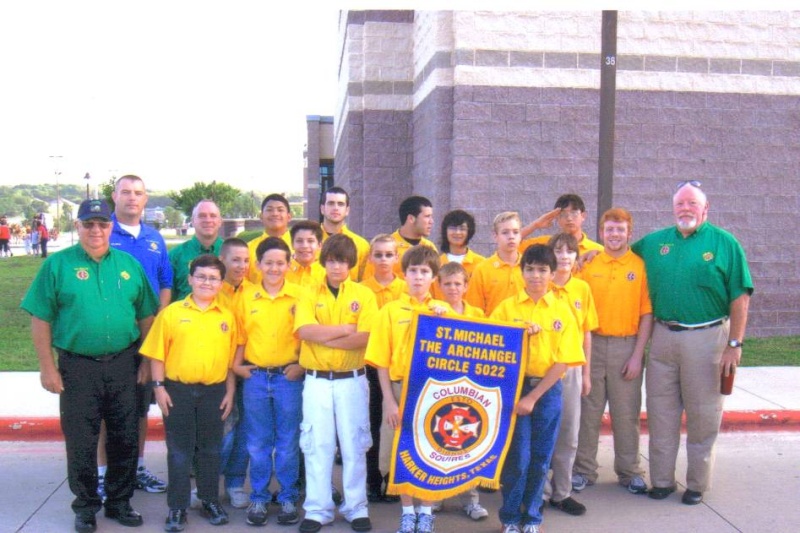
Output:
top-left (1, 250), bottom-right (798, 371)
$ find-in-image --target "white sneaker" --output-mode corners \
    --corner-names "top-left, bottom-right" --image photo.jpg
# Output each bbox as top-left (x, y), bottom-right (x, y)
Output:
top-left (190, 488), bottom-right (202, 510)
top-left (623, 475), bottom-right (648, 495)
top-left (571, 473), bottom-right (592, 492)
top-left (502, 524), bottom-right (522, 533)
top-left (522, 524), bottom-right (541, 533)
top-left (464, 502), bottom-right (489, 520)
top-left (227, 487), bottom-right (250, 508)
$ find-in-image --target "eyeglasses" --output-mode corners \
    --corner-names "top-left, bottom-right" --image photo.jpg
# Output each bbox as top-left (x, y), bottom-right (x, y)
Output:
top-left (447, 225), bottom-right (469, 233)
top-left (192, 274), bottom-right (222, 284)
top-left (80, 220), bottom-right (111, 230)
top-left (677, 180), bottom-right (702, 190)
top-left (558, 210), bottom-right (583, 220)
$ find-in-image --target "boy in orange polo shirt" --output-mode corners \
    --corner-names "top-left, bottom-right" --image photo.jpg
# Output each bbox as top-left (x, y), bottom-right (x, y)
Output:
top-left (365, 245), bottom-right (452, 533)
top-left (233, 237), bottom-right (307, 526)
top-left (141, 254), bottom-right (237, 530)
top-left (572, 208), bottom-right (653, 495)
top-left (465, 212), bottom-right (525, 315)
top-left (295, 234), bottom-right (378, 533)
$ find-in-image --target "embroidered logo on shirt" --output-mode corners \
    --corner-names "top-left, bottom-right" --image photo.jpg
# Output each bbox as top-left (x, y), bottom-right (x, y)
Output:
top-left (220, 322), bottom-right (229, 332)
top-left (574, 300), bottom-right (581, 310)
top-left (627, 271), bottom-right (636, 281)
top-left (149, 241), bottom-right (159, 251)
top-left (660, 245), bottom-right (671, 256)
top-left (290, 304), bottom-right (296, 316)
top-left (350, 301), bottom-right (361, 313)
top-left (120, 271), bottom-right (131, 281)
top-left (553, 319), bottom-right (563, 332)
top-left (702, 252), bottom-right (714, 261)
top-left (254, 292), bottom-right (262, 299)
top-left (76, 268), bottom-right (89, 281)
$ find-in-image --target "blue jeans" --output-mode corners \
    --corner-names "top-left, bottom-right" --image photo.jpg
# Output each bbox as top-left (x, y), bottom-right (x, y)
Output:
top-left (499, 379), bottom-right (563, 527)
top-left (221, 379), bottom-right (249, 489)
top-left (243, 370), bottom-right (303, 504)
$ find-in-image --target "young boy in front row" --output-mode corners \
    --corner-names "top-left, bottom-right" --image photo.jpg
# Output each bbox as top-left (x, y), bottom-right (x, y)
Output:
top-left (295, 234), bottom-right (378, 533)
top-left (364, 246), bottom-right (453, 533)
top-left (489, 245), bottom-right (585, 533)
top-left (233, 237), bottom-right (307, 527)
top-left (140, 254), bottom-right (237, 531)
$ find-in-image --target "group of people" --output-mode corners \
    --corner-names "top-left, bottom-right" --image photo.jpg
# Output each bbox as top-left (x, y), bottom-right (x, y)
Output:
top-left (22, 177), bottom-right (752, 533)
top-left (0, 215), bottom-right (51, 257)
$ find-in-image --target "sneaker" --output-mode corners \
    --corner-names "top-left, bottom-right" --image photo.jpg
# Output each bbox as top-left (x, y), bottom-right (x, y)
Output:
top-left (246, 501), bottom-right (268, 526)
top-left (501, 525), bottom-right (522, 533)
top-left (396, 512), bottom-right (417, 533)
top-left (136, 466), bottom-right (167, 493)
top-left (464, 502), bottom-right (489, 521)
top-left (571, 473), bottom-right (593, 492)
top-left (332, 485), bottom-right (343, 506)
top-left (277, 501), bottom-right (299, 525)
top-left (96, 475), bottom-right (107, 503)
top-left (416, 513), bottom-right (435, 533)
top-left (164, 509), bottom-right (187, 532)
top-left (190, 488), bottom-right (202, 510)
top-left (226, 487), bottom-right (249, 509)
top-left (549, 496), bottom-right (586, 516)
top-left (623, 475), bottom-right (648, 495)
top-left (202, 500), bottom-right (229, 526)
top-left (522, 525), bottom-right (541, 533)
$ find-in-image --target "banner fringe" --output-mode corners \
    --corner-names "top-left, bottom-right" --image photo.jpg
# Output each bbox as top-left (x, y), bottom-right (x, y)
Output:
top-left (387, 476), bottom-right (500, 501)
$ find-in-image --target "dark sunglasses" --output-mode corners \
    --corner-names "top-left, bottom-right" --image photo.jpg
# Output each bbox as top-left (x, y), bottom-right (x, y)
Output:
top-left (676, 180), bottom-right (702, 191)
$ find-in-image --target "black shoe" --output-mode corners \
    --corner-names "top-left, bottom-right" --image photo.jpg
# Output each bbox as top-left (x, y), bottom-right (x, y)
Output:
top-left (202, 500), bottom-right (229, 526)
top-left (681, 489), bottom-right (703, 505)
top-left (648, 485), bottom-right (677, 500)
top-left (381, 492), bottom-right (400, 504)
top-left (367, 487), bottom-right (382, 503)
top-left (277, 501), bottom-right (299, 525)
top-left (299, 518), bottom-right (323, 533)
top-left (164, 509), bottom-right (187, 532)
top-left (549, 497), bottom-right (586, 516)
top-left (332, 485), bottom-right (343, 506)
top-left (74, 513), bottom-right (97, 533)
top-left (105, 503), bottom-right (143, 527)
top-left (351, 517), bottom-right (372, 531)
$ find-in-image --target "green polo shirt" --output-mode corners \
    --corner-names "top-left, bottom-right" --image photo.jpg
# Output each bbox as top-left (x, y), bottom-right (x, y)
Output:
top-left (632, 222), bottom-right (753, 325)
top-left (168, 236), bottom-right (224, 301)
top-left (21, 244), bottom-right (159, 356)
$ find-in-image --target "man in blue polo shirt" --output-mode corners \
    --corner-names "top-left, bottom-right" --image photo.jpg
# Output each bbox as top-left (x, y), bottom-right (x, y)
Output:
top-left (632, 180), bottom-right (752, 506)
top-left (97, 174), bottom-right (173, 498)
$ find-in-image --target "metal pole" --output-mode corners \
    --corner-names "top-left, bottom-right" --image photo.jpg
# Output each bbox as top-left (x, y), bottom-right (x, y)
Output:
top-left (596, 11), bottom-right (618, 240)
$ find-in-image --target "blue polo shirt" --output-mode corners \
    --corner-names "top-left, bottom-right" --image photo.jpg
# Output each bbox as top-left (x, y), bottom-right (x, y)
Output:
top-left (110, 214), bottom-right (173, 298)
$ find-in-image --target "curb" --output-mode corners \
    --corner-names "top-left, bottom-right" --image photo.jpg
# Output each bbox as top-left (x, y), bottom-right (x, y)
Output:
top-left (2, 410), bottom-right (799, 441)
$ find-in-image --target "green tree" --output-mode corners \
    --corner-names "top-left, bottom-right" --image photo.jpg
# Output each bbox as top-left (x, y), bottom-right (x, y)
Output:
top-left (58, 202), bottom-right (74, 232)
top-left (100, 176), bottom-right (116, 210)
top-left (168, 181), bottom-right (241, 218)
top-left (230, 192), bottom-right (259, 218)
top-left (163, 206), bottom-right (185, 229)
top-left (23, 199), bottom-right (49, 221)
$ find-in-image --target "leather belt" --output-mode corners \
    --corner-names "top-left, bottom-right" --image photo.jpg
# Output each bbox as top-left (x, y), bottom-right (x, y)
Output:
top-left (246, 363), bottom-right (286, 374)
top-left (657, 318), bottom-right (725, 332)
top-left (306, 368), bottom-right (366, 380)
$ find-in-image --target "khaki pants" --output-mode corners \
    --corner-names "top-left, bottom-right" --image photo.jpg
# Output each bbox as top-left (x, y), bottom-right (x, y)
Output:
top-left (379, 381), bottom-right (404, 477)
top-left (574, 334), bottom-right (644, 483)
top-left (544, 366), bottom-right (581, 502)
top-left (646, 321), bottom-right (729, 492)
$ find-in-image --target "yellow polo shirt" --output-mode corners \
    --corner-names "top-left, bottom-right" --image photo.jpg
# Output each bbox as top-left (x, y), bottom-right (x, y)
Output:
top-left (140, 296), bottom-right (237, 385)
top-left (322, 224), bottom-right (371, 282)
top-left (431, 249), bottom-right (486, 299)
top-left (577, 249), bottom-right (652, 337)
top-left (361, 230), bottom-right (437, 281)
top-left (286, 259), bottom-right (326, 290)
top-left (246, 231), bottom-right (294, 284)
top-left (364, 293), bottom-right (453, 382)
top-left (218, 278), bottom-right (254, 313)
top-left (460, 301), bottom-right (486, 319)
top-left (549, 276), bottom-right (599, 335)
top-left (236, 281), bottom-right (306, 367)
top-left (519, 232), bottom-right (604, 256)
top-left (490, 291), bottom-right (584, 378)
top-left (294, 279), bottom-right (378, 371)
top-left (465, 252), bottom-right (525, 316)
top-left (360, 275), bottom-right (408, 309)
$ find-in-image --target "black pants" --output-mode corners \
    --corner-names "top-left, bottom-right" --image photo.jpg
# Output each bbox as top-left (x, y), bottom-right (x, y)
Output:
top-left (40, 237), bottom-right (48, 257)
top-left (164, 380), bottom-right (226, 510)
top-left (58, 345), bottom-right (139, 516)
top-left (365, 365), bottom-right (384, 492)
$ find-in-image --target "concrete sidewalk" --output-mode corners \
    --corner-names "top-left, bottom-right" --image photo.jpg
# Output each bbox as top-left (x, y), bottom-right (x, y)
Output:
top-left (2, 368), bottom-right (800, 440)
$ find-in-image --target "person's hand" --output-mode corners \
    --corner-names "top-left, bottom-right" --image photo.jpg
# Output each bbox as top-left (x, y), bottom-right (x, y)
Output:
top-left (621, 357), bottom-right (643, 381)
top-left (40, 367), bottom-right (64, 394)
top-left (515, 395), bottom-right (536, 416)
top-left (576, 250), bottom-right (601, 271)
top-left (233, 364), bottom-right (256, 379)
top-left (529, 208), bottom-right (562, 231)
top-left (383, 398), bottom-right (401, 430)
top-left (720, 346), bottom-right (741, 377)
top-left (220, 393), bottom-right (234, 420)
top-left (154, 387), bottom-right (172, 417)
top-left (283, 363), bottom-right (305, 381)
top-left (581, 368), bottom-right (592, 397)
top-left (526, 323), bottom-right (542, 335)
top-left (429, 305), bottom-right (448, 316)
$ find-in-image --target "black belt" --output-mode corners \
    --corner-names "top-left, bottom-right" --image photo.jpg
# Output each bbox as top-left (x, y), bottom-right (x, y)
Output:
top-left (59, 342), bottom-right (137, 362)
top-left (657, 318), bottom-right (725, 332)
top-left (306, 368), bottom-right (366, 380)
top-left (246, 362), bottom-right (286, 374)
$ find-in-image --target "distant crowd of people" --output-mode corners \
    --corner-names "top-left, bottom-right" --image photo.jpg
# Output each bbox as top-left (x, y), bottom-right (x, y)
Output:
top-left (0, 214), bottom-right (51, 258)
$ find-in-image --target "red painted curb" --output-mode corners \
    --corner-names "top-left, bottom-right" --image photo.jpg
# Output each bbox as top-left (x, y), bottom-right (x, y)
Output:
top-left (3, 410), bottom-right (799, 441)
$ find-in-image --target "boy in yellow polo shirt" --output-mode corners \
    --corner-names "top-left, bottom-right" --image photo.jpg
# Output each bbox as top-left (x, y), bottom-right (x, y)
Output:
top-left (141, 254), bottom-right (237, 531)
top-left (295, 234), bottom-right (378, 533)
top-left (490, 244), bottom-right (584, 533)
top-left (288, 220), bottom-right (326, 289)
top-left (465, 211), bottom-right (525, 315)
top-left (572, 208), bottom-right (653, 495)
top-left (543, 232), bottom-right (597, 518)
top-left (360, 234), bottom-right (406, 504)
top-left (364, 245), bottom-right (452, 533)
top-left (232, 237), bottom-right (306, 527)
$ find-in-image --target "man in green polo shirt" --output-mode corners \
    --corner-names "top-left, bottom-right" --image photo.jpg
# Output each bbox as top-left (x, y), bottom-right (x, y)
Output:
top-left (631, 181), bottom-right (753, 507)
top-left (169, 199), bottom-right (224, 301)
top-left (21, 199), bottom-right (159, 533)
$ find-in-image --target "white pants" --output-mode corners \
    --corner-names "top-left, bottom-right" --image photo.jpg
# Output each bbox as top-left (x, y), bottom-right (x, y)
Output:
top-left (300, 373), bottom-right (372, 523)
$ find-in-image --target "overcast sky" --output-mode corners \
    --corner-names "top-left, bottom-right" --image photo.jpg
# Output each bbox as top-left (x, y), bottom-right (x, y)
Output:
top-left (0, 1), bottom-right (339, 194)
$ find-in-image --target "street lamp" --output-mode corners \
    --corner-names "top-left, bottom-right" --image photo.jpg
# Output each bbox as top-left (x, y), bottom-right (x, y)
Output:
top-left (84, 172), bottom-right (91, 199)
top-left (49, 155), bottom-right (63, 232)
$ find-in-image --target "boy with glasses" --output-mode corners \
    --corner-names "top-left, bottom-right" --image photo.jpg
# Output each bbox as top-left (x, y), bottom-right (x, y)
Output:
top-left (519, 194), bottom-right (603, 257)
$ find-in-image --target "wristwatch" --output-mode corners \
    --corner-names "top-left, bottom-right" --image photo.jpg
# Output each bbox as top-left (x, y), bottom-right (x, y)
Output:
top-left (151, 380), bottom-right (166, 387)
top-left (727, 340), bottom-right (743, 348)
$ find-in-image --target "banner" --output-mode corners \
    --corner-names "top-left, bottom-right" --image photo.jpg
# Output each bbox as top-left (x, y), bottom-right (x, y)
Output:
top-left (388, 311), bottom-right (527, 500)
